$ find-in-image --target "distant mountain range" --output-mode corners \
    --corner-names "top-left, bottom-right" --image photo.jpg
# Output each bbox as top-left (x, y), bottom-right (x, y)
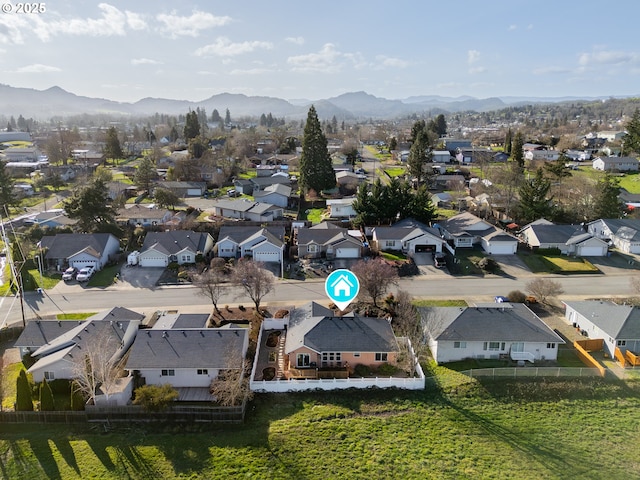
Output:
top-left (0, 84), bottom-right (633, 121)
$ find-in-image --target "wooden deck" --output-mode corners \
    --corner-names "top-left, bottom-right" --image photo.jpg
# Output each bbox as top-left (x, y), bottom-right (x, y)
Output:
top-left (175, 387), bottom-right (215, 402)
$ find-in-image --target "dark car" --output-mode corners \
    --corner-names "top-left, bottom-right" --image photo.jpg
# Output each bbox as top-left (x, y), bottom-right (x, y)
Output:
top-left (434, 253), bottom-right (446, 268)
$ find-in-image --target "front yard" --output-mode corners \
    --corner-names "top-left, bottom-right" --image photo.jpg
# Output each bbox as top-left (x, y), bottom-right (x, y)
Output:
top-left (518, 251), bottom-right (600, 274)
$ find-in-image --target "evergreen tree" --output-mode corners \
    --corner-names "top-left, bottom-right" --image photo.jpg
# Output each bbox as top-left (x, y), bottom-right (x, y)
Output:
top-left (511, 131), bottom-right (525, 168)
top-left (504, 128), bottom-right (513, 154)
top-left (70, 383), bottom-right (86, 411)
top-left (544, 154), bottom-right (572, 180)
top-left (410, 119), bottom-right (426, 143)
top-left (211, 109), bottom-right (222, 123)
top-left (0, 161), bottom-right (15, 217)
top-left (64, 178), bottom-right (117, 232)
top-left (388, 137), bottom-right (398, 152)
top-left (134, 155), bottom-right (158, 194)
top-left (39, 378), bottom-right (55, 411)
top-left (225, 108), bottom-right (231, 124)
top-left (593, 174), bottom-right (625, 220)
top-left (103, 126), bottom-right (123, 162)
top-left (299, 105), bottom-right (336, 195)
top-left (434, 114), bottom-right (447, 136)
top-left (352, 183), bottom-right (376, 226)
top-left (408, 128), bottom-right (428, 184)
top-left (408, 185), bottom-right (437, 224)
top-left (516, 168), bottom-right (553, 223)
top-left (15, 370), bottom-right (33, 411)
top-left (183, 111), bottom-right (200, 141)
top-left (623, 108), bottom-right (640, 156)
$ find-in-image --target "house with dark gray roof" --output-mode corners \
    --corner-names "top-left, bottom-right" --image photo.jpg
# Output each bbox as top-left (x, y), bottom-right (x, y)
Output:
top-left (210, 199), bottom-right (284, 222)
top-left (284, 302), bottom-right (399, 374)
top-left (439, 211), bottom-right (518, 254)
top-left (216, 225), bottom-right (285, 266)
top-left (520, 222), bottom-right (608, 256)
top-left (587, 218), bottom-right (640, 254)
top-left (253, 183), bottom-right (292, 208)
top-left (39, 233), bottom-right (120, 271)
top-left (138, 230), bottom-right (214, 267)
top-left (125, 327), bottom-right (248, 392)
top-left (419, 303), bottom-right (564, 364)
top-left (563, 300), bottom-right (640, 358)
top-left (116, 204), bottom-right (174, 227)
top-left (14, 319), bottom-right (84, 358)
top-left (592, 156), bottom-right (639, 172)
top-left (295, 222), bottom-right (363, 259)
top-left (372, 218), bottom-right (449, 256)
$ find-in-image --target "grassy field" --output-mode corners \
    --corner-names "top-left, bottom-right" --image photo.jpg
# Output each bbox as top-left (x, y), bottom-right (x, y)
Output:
top-left (0, 378), bottom-right (638, 479)
top-left (519, 253), bottom-right (600, 274)
top-left (617, 171), bottom-right (640, 194)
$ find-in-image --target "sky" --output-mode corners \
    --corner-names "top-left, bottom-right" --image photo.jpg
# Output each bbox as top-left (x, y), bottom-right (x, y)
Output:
top-left (1, 1), bottom-right (639, 104)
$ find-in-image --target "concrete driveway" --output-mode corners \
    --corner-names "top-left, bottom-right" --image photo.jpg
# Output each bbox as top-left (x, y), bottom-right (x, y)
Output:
top-left (118, 266), bottom-right (166, 288)
top-left (412, 253), bottom-right (448, 275)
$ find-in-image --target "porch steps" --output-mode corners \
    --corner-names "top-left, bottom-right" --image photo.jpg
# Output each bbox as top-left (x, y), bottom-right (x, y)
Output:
top-left (276, 333), bottom-right (286, 379)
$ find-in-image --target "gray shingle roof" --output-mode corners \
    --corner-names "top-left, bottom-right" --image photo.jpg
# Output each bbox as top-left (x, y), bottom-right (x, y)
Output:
top-left (218, 225), bottom-right (285, 244)
top-left (39, 233), bottom-right (117, 260)
top-left (141, 230), bottom-right (210, 256)
top-left (14, 320), bottom-right (83, 350)
top-left (419, 304), bottom-right (564, 343)
top-left (126, 328), bottom-right (247, 369)
top-left (526, 224), bottom-right (587, 244)
top-left (562, 300), bottom-right (640, 339)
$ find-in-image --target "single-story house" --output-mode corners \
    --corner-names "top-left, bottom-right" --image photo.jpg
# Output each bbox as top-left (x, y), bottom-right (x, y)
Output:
top-left (432, 150), bottom-right (453, 163)
top-left (284, 302), bottom-right (400, 375)
top-left (26, 308), bottom-right (143, 383)
top-left (372, 218), bottom-right (447, 255)
top-left (296, 223), bottom-right (363, 259)
top-left (116, 205), bottom-right (174, 227)
top-left (154, 181), bottom-right (207, 197)
top-left (439, 211), bottom-right (518, 254)
top-left (210, 199), bottom-right (284, 222)
top-left (248, 176), bottom-right (292, 192)
top-left (563, 300), bottom-right (640, 359)
top-left (107, 181), bottom-right (137, 201)
top-left (23, 210), bottom-right (77, 229)
top-left (14, 319), bottom-right (84, 358)
top-left (326, 197), bottom-right (357, 218)
top-left (138, 230), bottom-right (214, 267)
top-left (586, 218), bottom-right (640, 254)
top-left (335, 171), bottom-right (365, 188)
top-left (39, 233), bottom-right (120, 271)
top-left (592, 157), bottom-right (640, 172)
top-left (253, 183), bottom-right (292, 208)
top-left (215, 225), bottom-right (285, 264)
top-left (519, 223), bottom-right (609, 256)
top-left (420, 303), bottom-right (564, 364)
top-left (525, 149), bottom-right (561, 162)
top-left (125, 327), bottom-right (248, 389)
top-left (431, 192), bottom-right (454, 208)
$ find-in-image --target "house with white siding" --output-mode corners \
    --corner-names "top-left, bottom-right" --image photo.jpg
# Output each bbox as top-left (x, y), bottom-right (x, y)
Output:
top-left (519, 222), bottom-right (609, 256)
top-left (138, 230), bottom-right (214, 267)
top-left (39, 233), bottom-right (120, 271)
top-left (586, 218), bottom-right (640, 254)
top-left (439, 212), bottom-right (518, 254)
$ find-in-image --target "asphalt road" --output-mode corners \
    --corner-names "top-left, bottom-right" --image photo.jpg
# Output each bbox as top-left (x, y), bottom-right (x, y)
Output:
top-left (2, 270), bottom-right (635, 328)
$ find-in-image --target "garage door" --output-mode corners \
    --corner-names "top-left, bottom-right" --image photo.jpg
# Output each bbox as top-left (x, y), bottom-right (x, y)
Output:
top-left (487, 243), bottom-right (517, 255)
top-left (254, 251), bottom-right (280, 263)
top-left (336, 248), bottom-right (360, 258)
top-left (415, 244), bottom-right (436, 253)
top-left (140, 257), bottom-right (168, 267)
top-left (70, 260), bottom-right (97, 270)
top-left (578, 246), bottom-right (605, 257)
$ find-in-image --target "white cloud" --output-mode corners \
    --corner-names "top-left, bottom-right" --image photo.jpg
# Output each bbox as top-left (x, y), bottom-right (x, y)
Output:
top-left (467, 50), bottom-right (481, 64)
top-left (579, 48), bottom-right (638, 67)
top-left (468, 66), bottom-right (486, 74)
top-left (285, 36), bottom-right (305, 45)
top-left (532, 66), bottom-right (571, 75)
top-left (374, 55), bottom-right (409, 69)
top-left (156, 10), bottom-right (231, 38)
top-left (508, 25), bottom-right (517, 31)
top-left (131, 58), bottom-right (163, 66)
top-left (13, 63), bottom-right (61, 73)
top-left (194, 37), bottom-right (273, 57)
top-left (287, 44), bottom-right (351, 73)
top-left (229, 68), bottom-right (273, 75)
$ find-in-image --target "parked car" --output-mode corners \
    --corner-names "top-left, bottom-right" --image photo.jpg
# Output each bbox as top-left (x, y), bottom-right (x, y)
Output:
top-left (494, 295), bottom-right (510, 303)
top-left (76, 266), bottom-right (95, 282)
top-left (61, 267), bottom-right (77, 281)
top-left (433, 253), bottom-right (446, 268)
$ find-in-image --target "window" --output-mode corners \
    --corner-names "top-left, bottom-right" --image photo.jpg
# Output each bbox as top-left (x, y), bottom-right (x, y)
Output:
top-left (512, 342), bottom-right (524, 353)
top-left (546, 343), bottom-right (556, 349)
top-left (308, 244), bottom-right (319, 253)
top-left (297, 353), bottom-right (310, 368)
top-left (453, 341), bottom-right (467, 349)
top-left (617, 340), bottom-right (626, 346)
top-left (181, 255), bottom-right (189, 262)
top-left (322, 352), bottom-right (341, 362)
top-left (44, 371), bottom-right (54, 380)
top-left (161, 369), bottom-right (175, 376)
top-left (353, 352), bottom-right (360, 357)
top-left (487, 342), bottom-right (500, 351)
top-left (375, 353), bottom-right (388, 362)
top-left (197, 369), bottom-right (209, 375)
top-left (385, 240), bottom-right (395, 247)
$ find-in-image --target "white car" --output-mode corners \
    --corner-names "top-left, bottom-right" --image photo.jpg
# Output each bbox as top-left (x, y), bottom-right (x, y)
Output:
top-left (61, 267), bottom-right (77, 281)
top-left (75, 267), bottom-right (95, 282)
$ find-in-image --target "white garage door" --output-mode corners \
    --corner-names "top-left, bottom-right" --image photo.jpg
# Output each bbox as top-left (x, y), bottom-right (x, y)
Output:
top-left (70, 260), bottom-right (97, 270)
top-left (140, 257), bottom-right (168, 267)
top-left (336, 248), bottom-right (360, 258)
top-left (578, 246), bottom-right (605, 257)
top-left (254, 251), bottom-right (280, 263)
top-left (488, 243), bottom-right (517, 255)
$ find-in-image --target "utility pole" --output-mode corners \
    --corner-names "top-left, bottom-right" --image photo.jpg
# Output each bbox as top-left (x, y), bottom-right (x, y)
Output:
top-left (0, 213), bottom-right (26, 327)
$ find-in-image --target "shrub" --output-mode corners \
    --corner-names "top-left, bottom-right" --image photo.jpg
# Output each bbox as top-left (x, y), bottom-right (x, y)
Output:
top-left (507, 290), bottom-right (527, 303)
top-left (167, 262), bottom-right (179, 272)
top-left (15, 370), bottom-right (33, 411)
top-left (353, 364), bottom-right (372, 377)
top-left (39, 379), bottom-right (55, 411)
top-left (70, 383), bottom-right (86, 411)
top-left (133, 384), bottom-right (179, 412)
top-left (377, 363), bottom-right (398, 376)
top-left (477, 257), bottom-right (500, 273)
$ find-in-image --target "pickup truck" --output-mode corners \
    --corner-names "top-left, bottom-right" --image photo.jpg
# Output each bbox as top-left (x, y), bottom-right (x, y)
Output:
top-left (61, 267), bottom-right (77, 281)
top-left (76, 266), bottom-right (95, 282)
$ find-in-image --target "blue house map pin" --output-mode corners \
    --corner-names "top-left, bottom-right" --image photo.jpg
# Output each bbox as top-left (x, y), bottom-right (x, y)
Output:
top-left (325, 269), bottom-right (360, 312)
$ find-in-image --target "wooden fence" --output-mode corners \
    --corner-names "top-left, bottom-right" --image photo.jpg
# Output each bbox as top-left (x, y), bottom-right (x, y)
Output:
top-left (573, 341), bottom-right (606, 377)
top-left (0, 402), bottom-right (246, 425)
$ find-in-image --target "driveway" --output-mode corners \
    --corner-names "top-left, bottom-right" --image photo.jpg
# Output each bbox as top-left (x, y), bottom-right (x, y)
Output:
top-left (412, 253), bottom-right (448, 276)
top-left (118, 266), bottom-right (166, 288)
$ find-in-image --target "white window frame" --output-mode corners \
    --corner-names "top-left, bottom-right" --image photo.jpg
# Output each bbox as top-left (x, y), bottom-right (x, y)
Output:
top-left (44, 371), bottom-right (55, 380)
top-left (197, 369), bottom-right (209, 375)
top-left (296, 353), bottom-right (311, 368)
top-left (161, 369), bottom-right (175, 376)
top-left (453, 341), bottom-right (467, 349)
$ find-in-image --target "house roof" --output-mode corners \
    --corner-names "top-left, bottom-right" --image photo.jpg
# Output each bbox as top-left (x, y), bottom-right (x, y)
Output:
top-left (39, 233), bottom-right (117, 260)
top-left (218, 225), bottom-right (285, 245)
top-left (140, 230), bottom-right (211, 256)
top-left (285, 302), bottom-right (398, 354)
top-left (442, 212), bottom-right (517, 243)
top-left (419, 304), bottom-right (564, 343)
top-left (254, 183), bottom-right (292, 197)
top-left (562, 300), bottom-right (640, 339)
top-left (117, 205), bottom-right (172, 221)
top-left (296, 225), bottom-right (361, 247)
top-left (152, 313), bottom-right (210, 329)
top-left (250, 176), bottom-right (291, 188)
top-left (595, 156), bottom-right (639, 165)
top-left (14, 320), bottom-right (84, 350)
top-left (213, 199), bottom-right (257, 212)
top-left (239, 228), bottom-right (284, 249)
top-left (125, 328), bottom-right (247, 370)
top-left (590, 218), bottom-right (640, 242)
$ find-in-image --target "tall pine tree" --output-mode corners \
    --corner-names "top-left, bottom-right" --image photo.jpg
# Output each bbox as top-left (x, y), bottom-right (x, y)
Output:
top-left (299, 105), bottom-right (336, 195)
top-left (511, 131), bottom-right (525, 169)
top-left (516, 168), bottom-right (552, 223)
top-left (624, 108), bottom-right (640, 156)
top-left (0, 161), bottom-right (15, 217)
top-left (593, 174), bottom-right (624, 220)
top-left (104, 126), bottom-right (123, 163)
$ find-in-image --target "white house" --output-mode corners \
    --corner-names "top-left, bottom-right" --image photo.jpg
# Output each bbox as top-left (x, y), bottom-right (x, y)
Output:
top-left (125, 327), bottom-right (248, 390)
top-left (138, 230), bottom-right (214, 267)
top-left (296, 223), bottom-right (363, 259)
top-left (210, 199), bottom-right (284, 222)
top-left (586, 218), bottom-right (640, 254)
top-left (440, 212), bottom-right (518, 254)
top-left (420, 303), bottom-right (564, 364)
top-left (39, 233), bottom-right (120, 271)
top-left (326, 197), bottom-right (357, 218)
top-left (253, 183), bottom-right (292, 208)
top-left (519, 223), bottom-right (609, 256)
top-left (563, 300), bottom-right (640, 358)
top-left (372, 219), bottom-right (448, 255)
top-left (432, 150), bottom-right (452, 163)
top-left (592, 157), bottom-right (640, 172)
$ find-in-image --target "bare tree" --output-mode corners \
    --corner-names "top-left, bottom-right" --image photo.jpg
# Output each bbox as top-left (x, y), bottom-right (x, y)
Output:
top-left (232, 259), bottom-right (275, 313)
top-left (209, 367), bottom-right (253, 407)
top-left (351, 259), bottom-right (398, 307)
top-left (526, 278), bottom-right (565, 304)
top-left (193, 267), bottom-right (228, 317)
top-left (390, 290), bottom-right (425, 376)
top-left (71, 335), bottom-right (124, 405)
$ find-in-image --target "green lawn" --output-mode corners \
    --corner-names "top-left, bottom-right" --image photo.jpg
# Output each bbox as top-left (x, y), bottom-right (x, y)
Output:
top-left (518, 252), bottom-right (600, 274)
top-left (87, 264), bottom-right (122, 287)
top-left (617, 171), bottom-right (640, 194)
top-left (413, 299), bottom-right (468, 307)
top-left (0, 378), bottom-right (638, 478)
top-left (384, 166), bottom-right (405, 178)
top-left (302, 208), bottom-right (325, 224)
top-left (380, 251), bottom-right (407, 261)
